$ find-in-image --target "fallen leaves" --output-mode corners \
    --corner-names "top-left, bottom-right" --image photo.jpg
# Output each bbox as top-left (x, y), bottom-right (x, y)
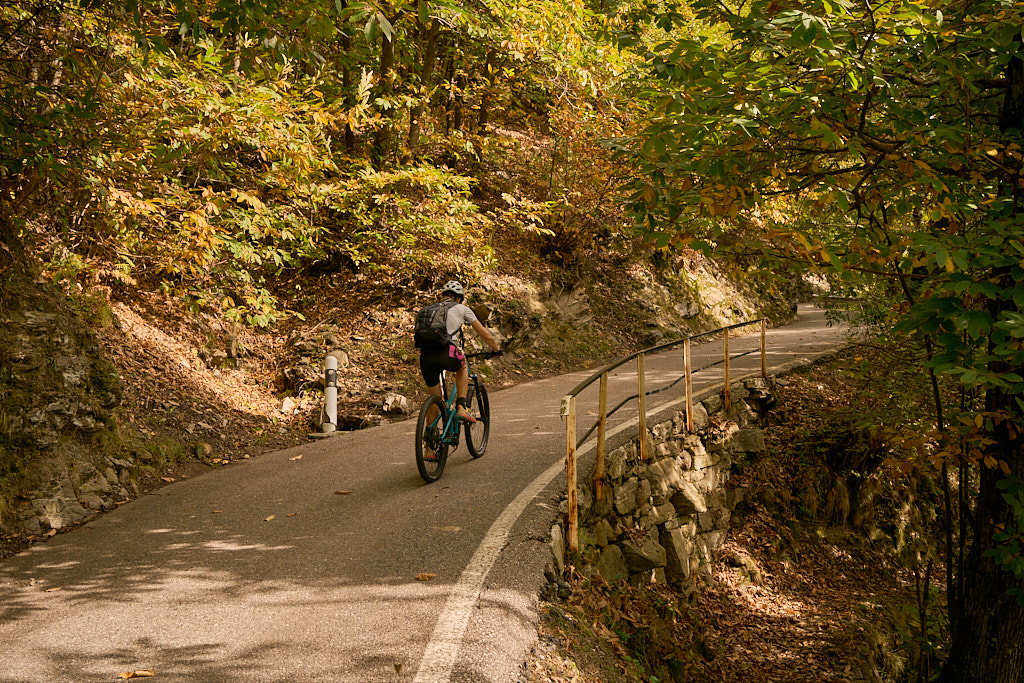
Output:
top-left (416, 572), bottom-right (436, 581)
top-left (289, 454), bottom-right (303, 461)
top-left (119, 671), bottom-right (154, 679)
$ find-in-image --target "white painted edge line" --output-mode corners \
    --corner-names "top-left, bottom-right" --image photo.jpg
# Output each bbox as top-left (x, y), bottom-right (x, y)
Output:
top-left (413, 342), bottom-right (852, 682)
top-left (413, 411), bottom-right (642, 683)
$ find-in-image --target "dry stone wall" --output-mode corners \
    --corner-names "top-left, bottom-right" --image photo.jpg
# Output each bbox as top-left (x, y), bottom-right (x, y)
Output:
top-left (555, 377), bottom-right (776, 596)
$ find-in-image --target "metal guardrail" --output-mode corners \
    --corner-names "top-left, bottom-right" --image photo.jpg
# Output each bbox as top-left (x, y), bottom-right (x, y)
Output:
top-left (559, 318), bottom-right (768, 553)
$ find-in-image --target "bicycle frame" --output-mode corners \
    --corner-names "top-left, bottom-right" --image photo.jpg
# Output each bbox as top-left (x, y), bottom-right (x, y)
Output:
top-left (431, 354), bottom-right (487, 447)
top-left (433, 369), bottom-right (462, 448)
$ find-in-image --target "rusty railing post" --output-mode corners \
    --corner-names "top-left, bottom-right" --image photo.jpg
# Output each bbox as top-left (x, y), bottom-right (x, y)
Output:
top-left (723, 330), bottom-right (731, 410)
top-left (561, 395), bottom-right (579, 553)
top-left (685, 336), bottom-right (693, 432)
top-left (595, 372), bottom-right (608, 501)
top-left (761, 318), bottom-right (767, 378)
top-left (637, 352), bottom-right (648, 460)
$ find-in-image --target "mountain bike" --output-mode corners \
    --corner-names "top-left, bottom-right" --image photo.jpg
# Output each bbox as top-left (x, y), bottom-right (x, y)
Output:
top-left (415, 351), bottom-right (499, 483)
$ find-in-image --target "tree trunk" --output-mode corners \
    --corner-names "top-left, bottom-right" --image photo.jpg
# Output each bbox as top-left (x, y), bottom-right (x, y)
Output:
top-left (452, 71), bottom-right (465, 132)
top-left (940, 408), bottom-right (1024, 682)
top-left (939, 50), bottom-right (1024, 683)
top-left (477, 48), bottom-right (497, 131)
top-left (340, 3), bottom-right (356, 153)
top-left (372, 6), bottom-right (396, 166)
top-left (406, 17), bottom-right (440, 158)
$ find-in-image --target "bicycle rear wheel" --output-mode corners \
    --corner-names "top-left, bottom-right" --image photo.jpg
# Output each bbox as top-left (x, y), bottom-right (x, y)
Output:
top-left (416, 395), bottom-right (449, 482)
top-left (465, 383), bottom-right (490, 458)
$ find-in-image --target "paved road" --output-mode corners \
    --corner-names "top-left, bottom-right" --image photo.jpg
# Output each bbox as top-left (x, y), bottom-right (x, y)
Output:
top-left (0, 305), bottom-right (852, 682)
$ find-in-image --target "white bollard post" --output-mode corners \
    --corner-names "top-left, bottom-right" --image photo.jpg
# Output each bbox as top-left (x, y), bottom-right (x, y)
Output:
top-left (323, 355), bottom-right (338, 433)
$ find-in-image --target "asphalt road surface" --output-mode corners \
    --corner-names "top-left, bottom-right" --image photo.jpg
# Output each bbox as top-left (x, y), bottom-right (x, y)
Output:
top-left (0, 305), bottom-right (852, 682)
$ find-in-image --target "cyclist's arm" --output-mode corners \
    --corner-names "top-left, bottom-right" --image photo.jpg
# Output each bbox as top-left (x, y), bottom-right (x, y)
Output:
top-left (470, 319), bottom-right (500, 353)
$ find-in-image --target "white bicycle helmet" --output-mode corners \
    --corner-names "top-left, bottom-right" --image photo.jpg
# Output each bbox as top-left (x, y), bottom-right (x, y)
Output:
top-left (441, 280), bottom-right (465, 298)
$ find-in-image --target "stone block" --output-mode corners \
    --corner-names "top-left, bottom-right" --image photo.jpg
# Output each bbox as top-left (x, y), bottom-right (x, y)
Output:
top-left (671, 412), bottom-right (687, 435)
top-left (103, 467), bottom-right (120, 489)
top-left (637, 478), bottom-right (652, 507)
top-left (706, 489), bottom-right (727, 510)
top-left (18, 510), bottom-right (42, 537)
top-left (689, 402), bottom-right (710, 431)
top-left (597, 544), bottom-right (629, 582)
top-left (651, 422), bottom-right (669, 442)
top-left (692, 453), bottom-right (714, 470)
top-left (622, 536), bottom-right (667, 571)
top-left (550, 524), bottom-right (565, 575)
top-left (614, 478), bottom-right (639, 515)
top-left (730, 429), bottom-right (766, 453)
top-left (681, 435), bottom-right (706, 458)
top-left (713, 507), bottom-right (732, 530)
top-left (697, 511), bottom-right (714, 530)
top-left (593, 494), bottom-right (613, 518)
top-left (81, 492), bottom-right (105, 512)
top-left (744, 377), bottom-right (770, 394)
top-left (702, 529), bottom-right (727, 552)
top-left (594, 519), bottom-right (616, 547)
top-left (729, 383), bottom-right (750, 401)
top-left (578, 482), bottom-right (593, 522)
top-left (606, 446), bottom-right (630, 480)
top-left (644, 502), bottom-right (675, 528)
top-left (629, 569), bottom-right (654, 588)
top-left (661, 528), bottom-right (692, 582)
top-left (702, 394), bottom-right (723, 415)
top-left (670, 481), bottom-right (707, 515)
top-left (732, 400), bottom-right (759, 428)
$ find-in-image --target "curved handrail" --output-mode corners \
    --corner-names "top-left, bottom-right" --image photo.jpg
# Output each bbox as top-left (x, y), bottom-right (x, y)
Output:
top-left (566, 319), bottom-right (763, 398)
top-left (560, 316), bottom-right (769, 554)
top-left (571, 346), bottom-right (761, 449)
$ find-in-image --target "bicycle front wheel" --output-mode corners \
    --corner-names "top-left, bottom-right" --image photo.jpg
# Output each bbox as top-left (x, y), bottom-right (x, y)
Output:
top-left (465, 383), bottom-right (490, 458)
top-left (416, 395), bottom-right (449, 483)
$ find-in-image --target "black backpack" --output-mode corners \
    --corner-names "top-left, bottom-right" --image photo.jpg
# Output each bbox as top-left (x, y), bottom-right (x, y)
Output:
top-left (414, 301), bottom-right (457, 349)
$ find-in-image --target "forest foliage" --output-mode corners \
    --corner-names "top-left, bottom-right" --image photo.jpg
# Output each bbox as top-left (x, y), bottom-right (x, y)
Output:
top-left (0, 0), bottom-right (632, 325)
top-left (607, 1), bottom-right (1024, 680)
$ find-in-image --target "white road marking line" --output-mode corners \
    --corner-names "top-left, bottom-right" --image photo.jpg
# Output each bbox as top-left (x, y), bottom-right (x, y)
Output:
top-left (412, 456), bottom-right (562, 683)
top-left (412, 416), bottom-right (636, 683)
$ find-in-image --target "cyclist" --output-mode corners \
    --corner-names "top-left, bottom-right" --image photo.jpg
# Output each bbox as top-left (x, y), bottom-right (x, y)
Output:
top-left (419, 281), bottom-right (501, 423)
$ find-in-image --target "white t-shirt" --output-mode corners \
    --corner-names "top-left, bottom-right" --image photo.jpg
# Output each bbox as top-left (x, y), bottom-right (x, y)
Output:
top-left (445, 303), bottom-right (478, 344)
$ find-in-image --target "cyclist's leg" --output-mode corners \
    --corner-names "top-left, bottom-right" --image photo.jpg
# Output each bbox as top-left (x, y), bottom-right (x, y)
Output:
top-left (419, 352), bottom-right (446, 434)
top-left (439, 344), bottom-right (476, 422)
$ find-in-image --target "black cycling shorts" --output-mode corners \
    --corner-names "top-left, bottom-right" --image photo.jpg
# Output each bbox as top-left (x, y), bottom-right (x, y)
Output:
top-left (419, 343), bottom-right (466, 388)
